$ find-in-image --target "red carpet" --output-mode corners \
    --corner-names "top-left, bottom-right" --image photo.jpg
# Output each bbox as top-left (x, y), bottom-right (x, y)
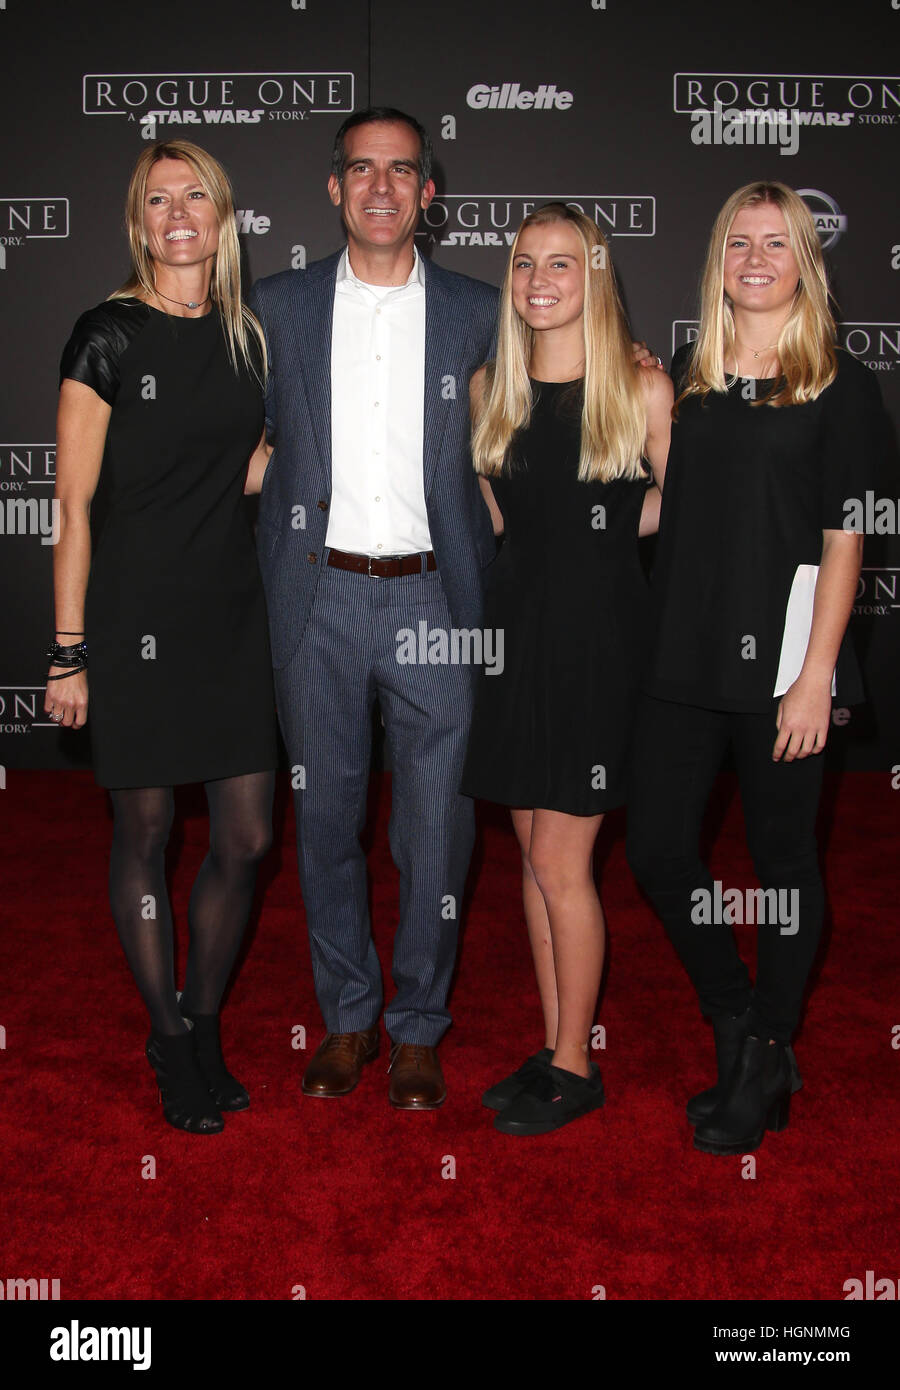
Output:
top-left (3, 770), bottom-right (897, 1301)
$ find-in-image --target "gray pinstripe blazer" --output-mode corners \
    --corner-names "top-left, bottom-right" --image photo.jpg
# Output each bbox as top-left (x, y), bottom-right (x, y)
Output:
top-left (247, 250), bottom-right (500, 670)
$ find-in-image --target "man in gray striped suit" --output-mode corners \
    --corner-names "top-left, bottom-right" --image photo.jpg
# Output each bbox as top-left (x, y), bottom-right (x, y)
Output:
top-left (248, 108), bottom-right (500, 1108)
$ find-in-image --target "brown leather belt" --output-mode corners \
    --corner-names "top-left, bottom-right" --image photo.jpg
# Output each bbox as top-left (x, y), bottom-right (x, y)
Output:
top-left (326, 548), bottom-right (437, 578)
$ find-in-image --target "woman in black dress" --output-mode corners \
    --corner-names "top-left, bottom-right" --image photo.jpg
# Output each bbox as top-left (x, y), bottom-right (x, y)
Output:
top-left (462, 204), bottom-right (672, 1135)
top-left (626, 181), bottom-right (887, 1155)
top-left (46, 140), bottom-right (279, 1134)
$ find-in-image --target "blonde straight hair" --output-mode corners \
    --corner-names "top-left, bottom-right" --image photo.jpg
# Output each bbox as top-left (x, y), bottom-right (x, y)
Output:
top-left (472, 203), bottom-right (646, 483)
top-left (110, 140), bottom-right (266, 380)
top-left (677, 181), bottom-right (836, 412)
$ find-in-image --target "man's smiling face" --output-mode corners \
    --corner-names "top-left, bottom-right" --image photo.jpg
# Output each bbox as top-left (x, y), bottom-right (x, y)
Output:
top-left (328, 120), bottom-right (435, 259)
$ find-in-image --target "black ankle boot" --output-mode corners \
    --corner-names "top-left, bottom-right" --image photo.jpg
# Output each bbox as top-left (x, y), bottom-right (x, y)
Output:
top-left (686, 1009), bottom-right (751, 1125)
top-left (687, 1013), bottom-right (803, 1125)
top-left (145, 1030), bottom-right (225, 1134)
top-left (181, 1011), bottom-right (250, 1112)
top-left (693, 1035), bottom-right (793, 1155)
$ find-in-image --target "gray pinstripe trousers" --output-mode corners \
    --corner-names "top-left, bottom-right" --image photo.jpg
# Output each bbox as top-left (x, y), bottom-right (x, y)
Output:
top-left (274, 554), bottom-right (475, 1045)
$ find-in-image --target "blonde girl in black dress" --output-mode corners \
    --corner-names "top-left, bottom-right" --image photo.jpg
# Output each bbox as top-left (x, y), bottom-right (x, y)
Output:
top-left (462, 204), bottom-right (672, 1135)
top-left (48, 141), bottom-right (278, 1134)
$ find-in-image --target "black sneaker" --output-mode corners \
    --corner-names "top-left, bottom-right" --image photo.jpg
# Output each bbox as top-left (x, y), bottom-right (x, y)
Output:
top-left (494, 1062), bottom-right (605, 1135)
top-left (481, 1048), bottom-right (554, 1110)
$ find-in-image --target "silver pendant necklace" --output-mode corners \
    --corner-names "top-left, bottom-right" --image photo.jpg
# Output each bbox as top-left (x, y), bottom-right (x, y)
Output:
top-left (155, 289), bottom-right (210, 312)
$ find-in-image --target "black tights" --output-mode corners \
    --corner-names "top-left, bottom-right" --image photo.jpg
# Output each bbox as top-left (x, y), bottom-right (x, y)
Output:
top-left (108, 772), bottom-right (274, 1034)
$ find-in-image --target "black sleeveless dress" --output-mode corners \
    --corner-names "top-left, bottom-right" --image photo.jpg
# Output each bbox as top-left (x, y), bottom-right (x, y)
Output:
top-left (59, 298), bottom-right (279, 789)
top-left (461, 378), bottom-right (652, 815)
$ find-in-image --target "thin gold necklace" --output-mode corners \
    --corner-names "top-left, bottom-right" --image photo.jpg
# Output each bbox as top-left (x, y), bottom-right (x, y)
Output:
top-left (735, 335), bottom-right (778, 360)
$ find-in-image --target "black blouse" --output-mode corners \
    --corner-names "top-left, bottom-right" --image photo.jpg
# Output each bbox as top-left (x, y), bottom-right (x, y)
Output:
top-left (644, 344), bottom-right (886, 713)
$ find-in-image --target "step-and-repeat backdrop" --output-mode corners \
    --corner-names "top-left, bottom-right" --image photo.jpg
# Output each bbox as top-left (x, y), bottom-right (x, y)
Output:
top-left (2, 0), bottom-right (898, 772)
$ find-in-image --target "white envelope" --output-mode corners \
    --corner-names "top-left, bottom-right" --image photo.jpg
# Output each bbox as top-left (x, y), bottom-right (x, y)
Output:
top-left (773, 563), bottom-right (837, 698)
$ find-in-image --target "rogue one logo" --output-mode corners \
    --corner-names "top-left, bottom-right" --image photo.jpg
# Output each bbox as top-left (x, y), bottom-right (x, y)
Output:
top-left (82, 73), bottom-right (354, 123)
top-left (672, 319), bottom-right (899, 367)
top-left (421, 196), bottom-right (655, 250)
top-left (0, 444), bottom-right (56, 496)
top-left (466, 83), bottom-right (573, 111)
top-left (0, 686), bottom-right (44, 734)
top-left (674, 73), bottom-right (900, 121)
top-left (837, 323), bottom-right (900, 373)
top-left (0, 199), bottom-right (69, 239)
top-left (854, 568), bottom-right (898, 617)
top-left (0, 200), bottom-right (69, 259)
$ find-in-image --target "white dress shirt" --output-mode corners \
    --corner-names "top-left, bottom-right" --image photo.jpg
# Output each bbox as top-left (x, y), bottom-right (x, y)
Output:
top-left (327, 245), bottom-right (432, 556)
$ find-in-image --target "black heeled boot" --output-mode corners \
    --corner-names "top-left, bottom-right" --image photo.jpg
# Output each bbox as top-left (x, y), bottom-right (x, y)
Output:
top-left (181, 1010), bottom-right (250, 1112)
top-left (693, 1035), bottom-right (793, 1155)
top-left (687, 1012), bottom-right (803, 1125)
top-left (686, 1009), bottom-right (751, 1125)
top-left (145, 1030), bottom-right (225, 1134)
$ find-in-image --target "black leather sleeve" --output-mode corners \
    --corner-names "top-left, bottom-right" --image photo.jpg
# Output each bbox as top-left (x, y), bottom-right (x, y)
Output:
top-left (59, 299), bottom-right (150, 405)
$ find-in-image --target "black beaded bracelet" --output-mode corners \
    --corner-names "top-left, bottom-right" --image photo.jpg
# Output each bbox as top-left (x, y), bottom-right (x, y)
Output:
top-left (47, 639), bottom-right (88, 667)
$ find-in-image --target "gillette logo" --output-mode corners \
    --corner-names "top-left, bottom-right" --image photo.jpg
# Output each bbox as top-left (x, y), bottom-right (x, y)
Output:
top-left (466, 83), bottom-right (574, 111)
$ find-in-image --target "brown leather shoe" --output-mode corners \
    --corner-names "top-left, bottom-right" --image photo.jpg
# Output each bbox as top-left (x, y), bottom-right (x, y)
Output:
top-left (302, 1027), bottom-right (379, 1097)
top-left (388, 1043), bottom-right (446, 1109)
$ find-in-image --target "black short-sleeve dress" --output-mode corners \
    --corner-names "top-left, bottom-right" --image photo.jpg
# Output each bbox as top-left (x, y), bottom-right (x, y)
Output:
top-left (644, 344), bottom-right (885, 713)
top-left (59, 297), bottom-right (279, 788)
top-left (460, 378), bottom-right (652, 815)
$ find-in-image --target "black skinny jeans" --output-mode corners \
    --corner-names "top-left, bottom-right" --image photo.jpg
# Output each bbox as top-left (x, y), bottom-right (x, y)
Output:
top-left (626, 695), bottom-right (826, 1043)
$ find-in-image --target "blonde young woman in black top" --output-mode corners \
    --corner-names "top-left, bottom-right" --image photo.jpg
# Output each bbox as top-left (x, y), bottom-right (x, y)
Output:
top-left (626, 181), bottom-right (886, 1155)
